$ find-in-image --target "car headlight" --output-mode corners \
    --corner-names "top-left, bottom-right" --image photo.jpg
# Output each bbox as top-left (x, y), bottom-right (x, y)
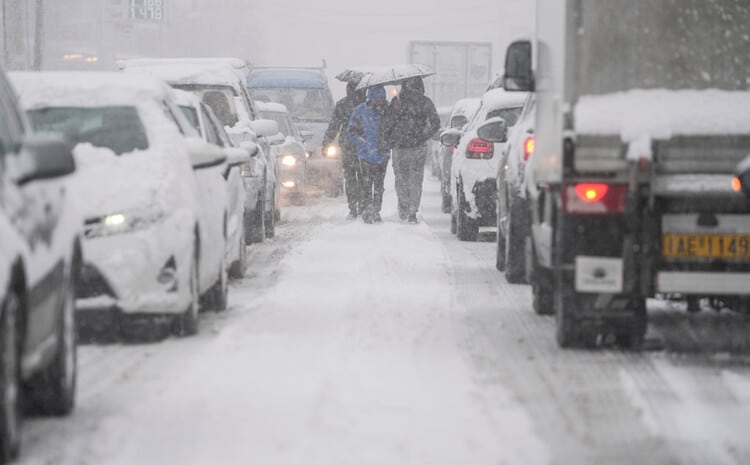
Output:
top-left (323, 145), bottom-right (339, 158)
top-left (85, 209), bottom-right (166, 238)
top-left (281, 155), bottom-right (297, 167)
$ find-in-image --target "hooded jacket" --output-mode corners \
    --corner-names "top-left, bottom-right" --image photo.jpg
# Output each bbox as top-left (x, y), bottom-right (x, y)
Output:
top-left (384, 77), bottom-right (441, 149)
top-left (348, 86), bottom-right (390, 164)
top-left (322, 81), bottom-right (365, 153)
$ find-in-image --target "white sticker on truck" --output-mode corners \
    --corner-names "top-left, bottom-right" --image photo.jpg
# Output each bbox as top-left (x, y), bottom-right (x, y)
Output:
top-left (575, 256), bottom-right (624, 293)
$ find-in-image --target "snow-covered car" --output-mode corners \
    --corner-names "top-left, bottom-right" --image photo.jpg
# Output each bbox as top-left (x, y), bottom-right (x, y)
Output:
top-left (443, 89), bottom-right (527, 241)
top-left (174, 90), bottom-right (254, 278)
top-left (0, 67), bottom-right (81, 462)
top-left (429, 106), bottom-right (452, 178)
top-left (247, 67), bottom-right (343, 197)
top-left (438, 98), bottom-right (481, 213)
top-left (496, 93), bottom-right (535, 283)
top-left (120, 59), bottom-right (281, 242)
top-left (11, 71), bottom-right (231, 336)
top-left (257, 101), bottom-right (311, 205)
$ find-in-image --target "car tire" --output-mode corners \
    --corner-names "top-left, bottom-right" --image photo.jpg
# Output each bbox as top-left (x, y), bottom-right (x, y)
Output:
top-left (26, 253), bottom-right (79, 416)
top-left (441, 191), bottom-right (451, 214)
top-left (229, 222), bottom-right (247, 279)
top-left (456, 179), bottom-right (478, 242)
top-left (265, 190), bottom-right (276, 239)
top-left (0, 289), bottom-right (22, 463)
top-left (206, 260), bottom-right (228, 312)
top-left (495, 218), bottom-right (506, 272)
top-left (247, 181), bottom-right (266, 245)
top-left (504, 194), bottom-right (528, 284)
top-left (175, 246), bottom-right (200, 337)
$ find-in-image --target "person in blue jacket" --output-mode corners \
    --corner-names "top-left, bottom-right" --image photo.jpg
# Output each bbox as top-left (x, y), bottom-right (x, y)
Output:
top-left (348, 85), bottom-right (390, 224)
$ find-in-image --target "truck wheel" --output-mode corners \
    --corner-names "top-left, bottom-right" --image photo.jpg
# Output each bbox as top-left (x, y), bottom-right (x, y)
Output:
top-left (247, 185), bottom-right (266, 245)
top-left (505, 195), bottom-right (528, 284)
top-left (554, 276), bottom-right (583, 348)
top-left (0, 291), bottom-right (22, 463)
top-left (686, 296), bottom-right (701, 313)
top-left (26, 256), bottom-right (78, 416)
top-left (616, 300), bottom-right (647, 350)
top-left (456, 180), bottom-right (478, 241)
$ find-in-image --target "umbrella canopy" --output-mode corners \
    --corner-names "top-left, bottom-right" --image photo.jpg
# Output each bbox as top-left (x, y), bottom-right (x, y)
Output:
top-left (353, 64), bottom-right (435, 90)
top-left (335, 67), bottom-right (377, 83)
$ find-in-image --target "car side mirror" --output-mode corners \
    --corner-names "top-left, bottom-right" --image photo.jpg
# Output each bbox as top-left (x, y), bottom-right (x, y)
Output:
top-left (440, 128), bottom-right (461, 147)
top-left (249, 119), bottom-right (280, 139)
top-left (476, 117), bottom-right (508, 143)
top-left (736, 155), bottom-right (750, 195)
top-left (240, 141), bottom-right (260, 158)
top-left (224, 147), bottom-right (251, 167)
top-left (15, 134), bottom-right (76, 186)
top-left (504, 39), bottom-right (534, 92)
top-left (185, 137), bottom-right (227, 170)
top-left (299, 130), bottom-right (314, 142)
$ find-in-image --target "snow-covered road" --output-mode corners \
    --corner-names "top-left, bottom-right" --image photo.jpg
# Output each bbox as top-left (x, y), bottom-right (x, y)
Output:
top-left (17, 170), bottom-right (750, 465)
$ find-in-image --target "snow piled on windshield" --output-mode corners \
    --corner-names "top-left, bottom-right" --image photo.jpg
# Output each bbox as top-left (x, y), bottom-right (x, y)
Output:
top-left (575, 89), bottom-right (750, 151)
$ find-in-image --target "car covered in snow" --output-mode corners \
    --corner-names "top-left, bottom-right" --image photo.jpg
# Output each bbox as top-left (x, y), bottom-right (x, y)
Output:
top-left (256, 101), bottom-right (311, 205)
top-left (174, 89), bottom-right (254, 278)
top-left (437, 98), bottom-right (481, 213)
top-left (247, 67), bottom-right (342, 197)
top-left (495, 93), bottom-right (535, 283)
top-left (120, 58), bottom-right (281, 242)
top-left (442, 89), bottom-right (527, 241)
top-left (0, 66), bottom-right (81, 462)
top-left (11, 71), bottom-right (231, 337)
top-left (429, 105), bottom-right (452, 178)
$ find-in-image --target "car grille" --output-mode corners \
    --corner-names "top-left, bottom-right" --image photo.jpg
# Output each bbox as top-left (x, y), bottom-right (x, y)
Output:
top-left (77, 264), bottom-right (116, 299)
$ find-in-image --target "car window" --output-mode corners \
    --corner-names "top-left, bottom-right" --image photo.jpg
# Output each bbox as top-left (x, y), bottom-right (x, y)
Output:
top-left (173, 84), bottom-right (239, 128)
top-left (27, 106), bottom-right (149, 155)
top-left (200, 106), bottom-right (222, 146)
top-left (486, 107), bottom-right (523, 127)
top-left (451, 115), bottom-right (468, 129)
top-left (250, 87), bottom-right (333, 122)
top-left (203, 105), bottom-right (232, 147)
top-left (179, 105), bottom-right (201, 133)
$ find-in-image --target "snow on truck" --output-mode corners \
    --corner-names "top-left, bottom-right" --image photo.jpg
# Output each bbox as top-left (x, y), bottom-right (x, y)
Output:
top-left (494, 0), bottom-right (750, 348)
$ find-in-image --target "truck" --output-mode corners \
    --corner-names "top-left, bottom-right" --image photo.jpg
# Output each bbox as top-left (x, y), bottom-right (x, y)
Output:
top-left (409, 41), bottom-right (492, 108)
top-left (496, 0), bottom-right (750, 349)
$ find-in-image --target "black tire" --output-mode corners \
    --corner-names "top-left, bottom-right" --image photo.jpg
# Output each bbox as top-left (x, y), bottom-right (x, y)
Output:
top-left (456, 180), bottom-right (478, 242)
top-left (505, 195), bottom-right (528, 284)
top-left (247, 183), bottom-right (266, 245)
top-left (554, 272), bottom-right (583, 348)
top-left (616, 300), bottom-right (648, 350)
top-left (175, 248), bottom-right (200, 337)
top-left (686, 296), bottom-right (701, 313)
top-left (450, 209), bottom-right (457, 235)
top-left (229, 223), bottom-right (247, 279)
top-left (532, 273), bottom-right (554, 316)
top-left (0, 291), bottom-right (21, 463)
top-left (26, 255), bottom-right (78, 416)
top-left (265, 190), bottom-right (276, 239)
top-left (441, 192), bottom-right (451, 214)
top-left (206, 261), bottom-right (228, 312)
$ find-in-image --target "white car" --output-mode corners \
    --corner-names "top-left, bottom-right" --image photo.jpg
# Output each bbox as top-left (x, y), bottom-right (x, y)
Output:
top-left (0, 66), bottom-right (81, 462)
top-left (445, 89), bottom-right (527, 241)
top-left (11, 71), bottom-right (230, 336)
top-left (121, 58), bottom-right (281, 243)
top-left (174, 89), bottom-right (254, 279)
top-left (438, 98), bottom-right (481, 213)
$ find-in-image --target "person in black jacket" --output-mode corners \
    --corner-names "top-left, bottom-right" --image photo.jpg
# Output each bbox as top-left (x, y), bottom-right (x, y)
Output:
top-left (384, 77), bottom-right (440, 223)
top-left (322, 80), bottom-right (366, 219)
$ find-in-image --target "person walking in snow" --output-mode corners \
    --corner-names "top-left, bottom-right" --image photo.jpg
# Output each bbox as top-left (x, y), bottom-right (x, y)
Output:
top-left (348, 86), bottom-right (390, 224)
top-left (322, 80), bottom-right (366, 220)
top-left (384, 77), bottom-right (441, 224)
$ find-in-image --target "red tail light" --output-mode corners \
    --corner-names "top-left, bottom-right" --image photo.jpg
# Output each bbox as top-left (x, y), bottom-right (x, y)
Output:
top-left (451, 146), bottom-right (456, 154)
top-left (563, 183), bottom-right (628, 214)
top-left (466, 138), bottom-right (494, 159)
top-left (523, 136), bottom-right (535, 161)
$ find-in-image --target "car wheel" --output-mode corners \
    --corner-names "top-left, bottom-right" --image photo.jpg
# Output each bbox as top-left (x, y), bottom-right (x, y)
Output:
top-left (450, 197), bottom-right (457, 234)
top-left (456, 179), bottom-right (478, 242)
top-left (441, 188), bottom-right (452, 214)
top-left (265, 190), bottom-right (276, 239)
top-left (229, 222), bottom-right (247, 279)
top-left (26, 255), bottom-right (78, 416)
top-left (495, 214), bottom-right (507, 272)
top-left (0, 290), bottom-right (21, 463)
top-left (247, 182), bottom-right (266, 245)
top-left (505, 194), bottom-right (528, 284)
top-left (175, 247), bottom-right (200, 337)
top-left (206, 260), bottom-right (228, 312)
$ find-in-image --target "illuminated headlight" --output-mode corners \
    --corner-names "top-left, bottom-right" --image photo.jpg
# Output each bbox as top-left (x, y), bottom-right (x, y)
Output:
top-left (85, 209), bottom-right (166, 238)
top-left (305, 151), bottom-right (312, 159)
top-left (281, 155), bottom-right (297, 167)
top-left (324, 145), bottom-right (339, 158)
top-left (282, 181), bottom-right (296, 188)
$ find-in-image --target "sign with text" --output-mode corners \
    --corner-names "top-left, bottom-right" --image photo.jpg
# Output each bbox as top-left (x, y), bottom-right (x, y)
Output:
top-left (130, 0), bottom-right (163, 21)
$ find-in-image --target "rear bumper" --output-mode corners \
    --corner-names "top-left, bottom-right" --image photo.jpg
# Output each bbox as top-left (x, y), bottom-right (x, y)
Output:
top-left (657, 272), bottom-right (750, 295)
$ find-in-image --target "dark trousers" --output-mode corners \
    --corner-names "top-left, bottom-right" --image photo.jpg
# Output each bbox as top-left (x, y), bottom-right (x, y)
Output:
top-left (342, 151), bottom-right (362, 214)
top-left (359, 158), bottom-right (389, 216)
top-left (393, 145), bottom-right (427, 216)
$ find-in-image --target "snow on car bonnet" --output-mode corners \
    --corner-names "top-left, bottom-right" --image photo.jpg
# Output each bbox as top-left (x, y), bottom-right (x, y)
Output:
top-left (575, 89), bottom-right (750, 159)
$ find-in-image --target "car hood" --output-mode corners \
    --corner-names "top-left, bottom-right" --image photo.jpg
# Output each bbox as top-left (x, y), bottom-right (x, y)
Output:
top-left (71, 143), bottom-right (184, 219)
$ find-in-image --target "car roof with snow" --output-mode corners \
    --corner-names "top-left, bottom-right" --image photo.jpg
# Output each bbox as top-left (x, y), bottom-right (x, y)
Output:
top-left (452, 98), bottom-right (481, 117)
top-left (122, 61), bottom-right (246, 89)
top-left (479, 88), bottom-right (527, 111)
top-left (9, 71), bottom-right (175, 109)
top-left (121, 57), bottom-right (250, 75)
top-left (255, 101), bottom-right (289, 114)
top-left (247, 68), bottom-right (328, 89)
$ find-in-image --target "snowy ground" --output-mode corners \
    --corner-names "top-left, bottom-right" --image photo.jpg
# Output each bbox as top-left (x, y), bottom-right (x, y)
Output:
top-left (17, 169), bottom-right (750, 465)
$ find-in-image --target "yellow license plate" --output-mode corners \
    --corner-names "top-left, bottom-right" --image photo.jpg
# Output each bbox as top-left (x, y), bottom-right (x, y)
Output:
top-left (662, 234), bottom-right (750, 259)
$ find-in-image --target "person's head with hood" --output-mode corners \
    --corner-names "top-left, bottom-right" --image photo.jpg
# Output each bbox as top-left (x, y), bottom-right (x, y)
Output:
top-left (347, 79), bottom-right (366, 104)
top-left (402, 77), bottom-right (425, 95)
top-left (366, 85), bottom-right (387, 111)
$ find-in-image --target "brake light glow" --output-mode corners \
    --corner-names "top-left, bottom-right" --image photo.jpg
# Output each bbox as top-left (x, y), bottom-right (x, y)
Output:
top-left (466, 138), bottom-right (494, 159)
top-left (523, 136), bottom-right (535, 161)
top-left (732, 176), bottom-right (742, 193)
top-left (563, 183), bottom-right (627, 214)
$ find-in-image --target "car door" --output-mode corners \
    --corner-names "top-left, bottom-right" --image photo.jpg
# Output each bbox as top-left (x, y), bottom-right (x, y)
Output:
top-left (0, 74), bottom-right (64, 354)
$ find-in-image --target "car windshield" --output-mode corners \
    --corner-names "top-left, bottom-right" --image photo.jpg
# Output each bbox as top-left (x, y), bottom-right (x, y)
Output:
top-left (27, 106), bottom-right (149, 155)
top-left (486, 107), bottom-right (522, 127)
top-left (173, 84), bottom-right (239, 128)
top-left (179, 105), bottom-right (201, 133)
top-left (260, 111), bottom-right (292, 137)
top-left (451, 115), bottom-right (468, 129)
top-left (251, 87), bottom-right (332, 122)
